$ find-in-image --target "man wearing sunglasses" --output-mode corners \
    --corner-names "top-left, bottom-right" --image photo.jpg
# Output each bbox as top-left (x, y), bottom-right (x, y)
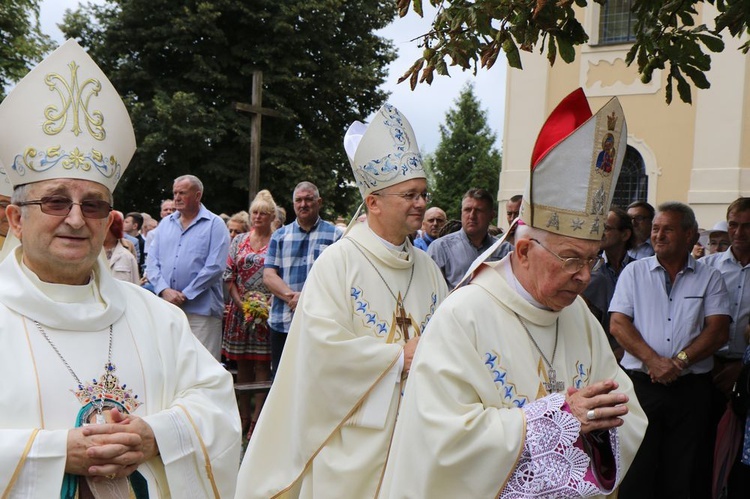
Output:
top-left (0, 40), bottom-right (239, 497)
top-left (381, 89), bottom-right (646, 497)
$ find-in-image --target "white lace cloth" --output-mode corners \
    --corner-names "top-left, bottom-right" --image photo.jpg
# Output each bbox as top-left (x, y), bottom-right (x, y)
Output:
top-left (500, 393), bottom-right (617, 498)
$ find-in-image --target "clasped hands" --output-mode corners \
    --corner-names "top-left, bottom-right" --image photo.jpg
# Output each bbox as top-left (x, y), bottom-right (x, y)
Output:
top-left (285, 291), bottom-right (301, 312)
top-left (645, 355), bottom-right (685, 385)
top-left (566, 379), bottom-right (629, 434)
top-left (65, 408), bottom-right (159, 480)
top-left (159, 288), bottom-right (186, 306)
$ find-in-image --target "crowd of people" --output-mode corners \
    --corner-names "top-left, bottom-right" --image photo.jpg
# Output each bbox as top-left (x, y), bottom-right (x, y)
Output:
top-left (2, 40), bottom-right (750, 499)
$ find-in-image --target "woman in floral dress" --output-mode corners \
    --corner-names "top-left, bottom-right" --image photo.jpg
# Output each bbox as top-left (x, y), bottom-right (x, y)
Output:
top-left (223, 190), bottom-right (276, 438)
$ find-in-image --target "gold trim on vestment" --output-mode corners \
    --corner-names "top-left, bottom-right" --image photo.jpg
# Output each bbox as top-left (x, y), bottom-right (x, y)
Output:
top-left (22, 317), bottom-right (46, 428)
top-left (495, 411), bottom-right (527, 498)
top-left (175, 404), bottom-right (220, 499)
top-left (2, 428), bottom-right (40, 499)
top-left (270, 351), bottom-right (402, 498)
top-left (373, 374), bottom-right (407, 498)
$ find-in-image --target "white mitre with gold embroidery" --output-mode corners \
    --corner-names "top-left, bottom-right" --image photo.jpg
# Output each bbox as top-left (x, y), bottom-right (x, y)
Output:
top-left (0, 39), bottom-right (135, 192)
top-left (520, 88), bottom-right (627, 241)
top-left (344, 103), bottom-right (425, 200)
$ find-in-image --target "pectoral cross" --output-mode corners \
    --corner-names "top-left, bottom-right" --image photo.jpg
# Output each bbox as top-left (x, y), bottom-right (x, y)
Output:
top-left (394, 295), bottom-right (411, 341)
top-left (543, 368), bottom-right (565, 393)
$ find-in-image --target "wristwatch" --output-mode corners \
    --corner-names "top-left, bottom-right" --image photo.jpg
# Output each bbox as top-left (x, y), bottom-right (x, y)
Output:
top-left (676, 350), bottom-right (690, 366)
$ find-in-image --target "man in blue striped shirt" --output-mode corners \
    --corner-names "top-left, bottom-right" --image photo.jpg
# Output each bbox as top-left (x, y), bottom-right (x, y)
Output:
top-left (263, 181), bottom-right (342, 373)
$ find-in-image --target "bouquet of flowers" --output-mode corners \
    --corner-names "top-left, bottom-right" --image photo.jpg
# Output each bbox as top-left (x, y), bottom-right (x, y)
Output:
top-left (242, 291), bottom-right (270, 326)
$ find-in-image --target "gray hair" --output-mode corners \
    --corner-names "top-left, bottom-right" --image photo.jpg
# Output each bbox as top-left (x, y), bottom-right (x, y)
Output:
top-left (10, 184), bottom-right (30, 205)
top-left (657, 201), bottom-right (696, 231)
top-left (174, 174), bottom-right (204, 193)
top-left (514, 224), bottom-right (547, 244)
top-left (463, 188), bottom-right (495, 211)
top-left (293, 181), bottom-right (319, 200)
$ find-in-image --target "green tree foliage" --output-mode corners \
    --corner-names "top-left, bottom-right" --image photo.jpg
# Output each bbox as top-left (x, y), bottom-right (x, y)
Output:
top-left (429, 83), bottom-right (501, 219)
top-left (60, 0), bottom-right (396, 218)
top-left (0, 0), bottom-right (54, 99)
top-left (396, 0), bottom-right (748, 104)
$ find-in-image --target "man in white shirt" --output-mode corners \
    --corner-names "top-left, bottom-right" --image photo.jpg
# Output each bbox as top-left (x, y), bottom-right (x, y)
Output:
top-left (701, 197), bottom-right (750, 495)
top-left (611, 201), bottom-right (730, 498)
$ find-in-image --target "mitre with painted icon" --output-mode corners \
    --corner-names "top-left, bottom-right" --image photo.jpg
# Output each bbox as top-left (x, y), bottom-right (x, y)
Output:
top-left (456, 88), bottom-right (628, 288)
top-left (519, 88), bottom-right (627, 241)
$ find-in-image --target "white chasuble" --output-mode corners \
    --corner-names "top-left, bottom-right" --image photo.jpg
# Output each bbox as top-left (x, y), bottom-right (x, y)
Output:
top-left (0, 248), bottom-right (241, 498)
top-left (380, 258), bottom-right (647, 498)
top-left (236, 222), bottom-right (449, 499)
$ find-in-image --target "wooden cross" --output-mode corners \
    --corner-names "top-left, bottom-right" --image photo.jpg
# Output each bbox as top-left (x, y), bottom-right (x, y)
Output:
top-left (232, 70), bottom-right (284, 206)
top-left (394, 294), bottom-right (411, 341)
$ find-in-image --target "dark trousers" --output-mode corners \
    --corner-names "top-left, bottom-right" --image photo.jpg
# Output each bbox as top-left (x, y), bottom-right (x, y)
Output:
top-left (270, 328), bottom-right (287, 379)
top-left (619, 371), bottom-right (712, 499)
top-left (727, 444), bottom-right (750, 499)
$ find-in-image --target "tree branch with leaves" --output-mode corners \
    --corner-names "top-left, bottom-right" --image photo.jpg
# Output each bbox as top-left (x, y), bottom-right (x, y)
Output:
top-left (396, 0), bottom-right (747, 104)
top-left (0, 0), bottom-right (54, 99)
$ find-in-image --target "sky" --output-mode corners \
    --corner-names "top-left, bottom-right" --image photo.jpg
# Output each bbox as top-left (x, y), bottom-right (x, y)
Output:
top-left (38, 1), bottom-right (507, 154)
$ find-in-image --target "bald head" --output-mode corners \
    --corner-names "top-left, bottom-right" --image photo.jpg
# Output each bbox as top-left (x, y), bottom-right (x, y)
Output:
top-left (422, 207), bottom-right (447, 239)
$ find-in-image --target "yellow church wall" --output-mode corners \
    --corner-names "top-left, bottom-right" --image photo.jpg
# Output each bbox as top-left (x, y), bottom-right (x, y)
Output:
top-left (743, 62), bottom-right (750, 174)
top-left (499, 2), bottom-right (749, 231)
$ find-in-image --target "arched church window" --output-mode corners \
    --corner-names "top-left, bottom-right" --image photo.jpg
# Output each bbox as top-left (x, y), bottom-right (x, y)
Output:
top-left (612, 146), bottom-right (647, 209)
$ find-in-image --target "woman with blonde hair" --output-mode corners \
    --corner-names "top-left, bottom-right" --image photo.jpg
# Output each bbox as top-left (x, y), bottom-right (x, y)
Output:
top-left (227, 211), bottom-right (250, 241)
top-left (223, 189), bottom-right (276, 439)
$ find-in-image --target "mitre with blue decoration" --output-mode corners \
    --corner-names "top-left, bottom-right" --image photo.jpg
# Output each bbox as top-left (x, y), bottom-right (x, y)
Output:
top-left (344, 103), bottom-right (425, 199)
top-left (520, 88), bottom-right (627, 240)
top-left (0, 39), bottom-right (135, 193)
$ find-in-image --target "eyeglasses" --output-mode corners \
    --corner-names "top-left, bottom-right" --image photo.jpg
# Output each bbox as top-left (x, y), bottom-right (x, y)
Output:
top-left (16, 196), bottom-right (112, 219)
top-left (373, 191), bottom-right (432, 203)
top-left (630, 215), bottom-right (651, 223)
top-left (530, 238), bottom-right (603, 274)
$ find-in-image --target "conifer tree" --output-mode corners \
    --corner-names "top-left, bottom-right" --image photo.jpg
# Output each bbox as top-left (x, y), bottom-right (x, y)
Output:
top-left (430, 83), bottom-right (501, 220)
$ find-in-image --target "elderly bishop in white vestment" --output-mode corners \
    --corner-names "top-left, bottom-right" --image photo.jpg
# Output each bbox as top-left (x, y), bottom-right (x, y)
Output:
top-left (0, 40), bottom-right (240, 498)
top-left (380, 89), bottom-right (648, 498)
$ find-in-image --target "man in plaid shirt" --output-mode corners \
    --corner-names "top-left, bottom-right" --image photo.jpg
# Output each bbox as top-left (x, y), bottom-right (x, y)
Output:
top-left (263, 181), bottom-right (342, 373)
